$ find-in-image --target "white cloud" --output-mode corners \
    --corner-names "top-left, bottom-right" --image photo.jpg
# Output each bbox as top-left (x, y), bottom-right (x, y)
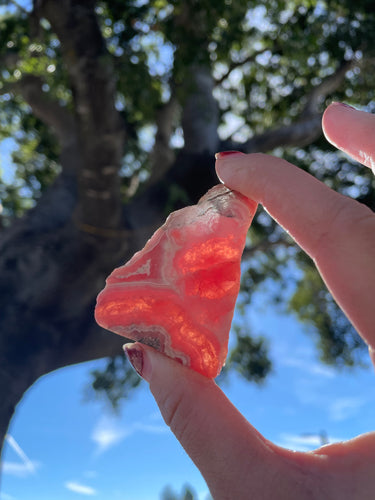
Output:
top-left (276, 432), bottom-right (343, 452)
top-left (293, 371), bottom-right (338, 408)
top-left (328, 397), bottom-right (366, 422)
top-left (65, 481), bottom-right (97, 496)
top-left (2, 435), bottom-right (39, 478)
top-left (0, 492), bottom-right (17, 500)
top-left (91, 415), bottom-right (131, 455)
top-left (134, 423), bottom-right (168, 434)
top-left (306, 363), bottom-right (336, 378)
top-left (280, 356), bottom-right (336, 378)
top-left (91, 414), bottom-right (168, 455)
top-left (276, 433), bottom-right (322, 451)
top-left (2, 462), bottom-right (34, 477)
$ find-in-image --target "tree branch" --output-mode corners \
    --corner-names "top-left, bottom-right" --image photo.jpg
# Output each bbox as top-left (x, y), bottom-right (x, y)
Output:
top-left (181, 65), bottom-right (220, 154)
top-left (215, 46), bottom-right (278, 86)
top-left (233, 58), bottom-right (356, 153)
top-left (147, 93), bottom-right (179, 187)
top-left (35, 0), bottom-right (126, 230)
top-left (238, 114), bottom-right (322, 153)
top-left (301, 59), bottom-right (355, 117)
top-left (170, 3), bottom-right (220, 154)
top-left (2, 75), bottom-right (76, 148)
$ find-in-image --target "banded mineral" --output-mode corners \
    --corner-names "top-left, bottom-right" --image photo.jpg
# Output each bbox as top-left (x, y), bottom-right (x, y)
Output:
top-left (95, 185), bottom-right (257, 378)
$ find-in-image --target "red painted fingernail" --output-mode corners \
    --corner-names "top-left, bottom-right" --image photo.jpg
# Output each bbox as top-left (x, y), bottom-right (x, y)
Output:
top-left (124, 343), bottom-right (144, 378)
top-left (215, 151), bottom-right (245, 159)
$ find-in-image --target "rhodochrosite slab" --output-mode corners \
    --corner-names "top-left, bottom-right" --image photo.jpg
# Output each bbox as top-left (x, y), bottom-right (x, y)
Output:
top-left (95, 185), bottom-right (257, 378)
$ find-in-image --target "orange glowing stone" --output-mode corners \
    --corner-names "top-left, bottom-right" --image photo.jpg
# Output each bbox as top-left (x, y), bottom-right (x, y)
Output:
top-left (95, 185), bottom-right (257, 378)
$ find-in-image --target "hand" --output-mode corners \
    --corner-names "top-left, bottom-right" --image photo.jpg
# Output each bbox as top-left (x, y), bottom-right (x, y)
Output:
top-left (125, 103), bottom-right (375, 499)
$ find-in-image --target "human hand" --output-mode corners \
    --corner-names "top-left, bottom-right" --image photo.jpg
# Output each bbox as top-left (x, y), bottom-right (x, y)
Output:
top-left (124, 103), bottom-right (375, 499)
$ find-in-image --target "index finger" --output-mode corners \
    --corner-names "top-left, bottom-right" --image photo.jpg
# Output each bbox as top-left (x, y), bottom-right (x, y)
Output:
top-left (215, 151), bottom-right (375, 352)
top-left (322, 102), bottom-right (375, 171)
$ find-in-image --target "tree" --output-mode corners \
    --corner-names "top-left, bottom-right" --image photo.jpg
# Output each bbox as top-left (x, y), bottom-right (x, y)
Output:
top-left (1, 0), bottom-right (374, 462)
top-left (160, 483), bottom-right (205, 500)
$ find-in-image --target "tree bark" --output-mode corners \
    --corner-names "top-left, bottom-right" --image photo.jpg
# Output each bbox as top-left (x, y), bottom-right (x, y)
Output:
top-left (181, 65), bottom-right (220, 154)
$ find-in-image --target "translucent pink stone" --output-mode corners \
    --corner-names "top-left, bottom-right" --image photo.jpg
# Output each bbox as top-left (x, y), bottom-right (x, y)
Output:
top-left (95, 185), bottom-right (257, 378)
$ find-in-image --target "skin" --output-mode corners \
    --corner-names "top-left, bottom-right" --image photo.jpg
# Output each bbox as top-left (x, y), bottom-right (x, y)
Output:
top-left (126, 103), bottom-right (375, 499)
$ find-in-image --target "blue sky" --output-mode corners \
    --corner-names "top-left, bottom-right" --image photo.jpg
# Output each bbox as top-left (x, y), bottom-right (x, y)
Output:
top-left (1, 293), bottom-right (374, 500)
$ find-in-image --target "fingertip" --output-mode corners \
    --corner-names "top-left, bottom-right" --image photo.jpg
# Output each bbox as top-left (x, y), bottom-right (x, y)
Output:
top-left (215, 150), bottom-right (245, 160)
top-left (322, 102), bottom-right (356, 144)
top-left (125, 340), bottom-right (209, 390)
top-left (145, 345), bottom-right (212, 404)
top-left (215, 151), bottom-right (264, 193)
top-left (322, 102), bottom-right (339, 135)
top-left (215, 151), bottom-right (244, 184)
top-left (322, 102), bottom-right (375, 170)
top-left (123, 342), bottom-right (181, 384)
top-left (123, 342), bottom-right (151, 381)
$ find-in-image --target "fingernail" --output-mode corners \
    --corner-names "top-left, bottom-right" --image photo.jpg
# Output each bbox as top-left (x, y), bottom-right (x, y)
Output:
top-left (215, 151), bottom-right (245, 184)
top-left (215, 150), bottom-right (245, 160)
top-left (334, 102), bottom-right (356, 110)
top-left (124, 343), bottom-right (151, 381)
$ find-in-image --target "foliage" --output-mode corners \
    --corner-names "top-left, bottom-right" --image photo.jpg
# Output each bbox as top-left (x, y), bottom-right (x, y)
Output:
top-left (289, 254), bottom-right (365, 366)
top-left (1, 0), bottom-right (375, 413)
top-left (160, 484), bottom-right (210, 500)
top-left (89, 355), bottom-right (142, 410)
top-left (227, 326), bottom-right (272, 383)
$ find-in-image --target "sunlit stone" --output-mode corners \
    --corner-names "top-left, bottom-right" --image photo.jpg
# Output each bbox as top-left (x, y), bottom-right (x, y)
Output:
top-left (95, 185), bottom-right (257, 378)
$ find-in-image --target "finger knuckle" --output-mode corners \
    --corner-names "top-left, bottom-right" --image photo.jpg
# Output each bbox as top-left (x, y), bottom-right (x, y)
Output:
top-left (311, 197), bottom-right (375, 258)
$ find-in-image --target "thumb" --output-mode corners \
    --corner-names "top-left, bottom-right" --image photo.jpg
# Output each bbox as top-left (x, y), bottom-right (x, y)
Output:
top-left (123, 342), bottom-right (311, 499)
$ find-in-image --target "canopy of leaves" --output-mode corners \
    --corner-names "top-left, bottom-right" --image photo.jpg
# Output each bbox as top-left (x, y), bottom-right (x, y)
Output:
top-left (1, 0), bottom-right (375, 411)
